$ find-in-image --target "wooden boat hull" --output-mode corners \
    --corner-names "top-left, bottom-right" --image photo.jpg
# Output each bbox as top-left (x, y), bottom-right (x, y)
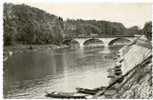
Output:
top-left (46, 92), bottom-right (86, 99)
top-left (76, 87), bottom-right (117, 96)
top-left (76, 88), bottom-right (98, 95)
top-left (76, 87), bottom-right (106, 95)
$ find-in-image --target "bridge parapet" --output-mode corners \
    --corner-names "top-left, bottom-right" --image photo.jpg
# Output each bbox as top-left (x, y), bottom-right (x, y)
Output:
top-left (67, 35), bottom-right (135, 39)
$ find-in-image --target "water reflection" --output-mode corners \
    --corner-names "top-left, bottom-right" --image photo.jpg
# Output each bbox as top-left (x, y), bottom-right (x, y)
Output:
top-left (4, 45), bottom-right (123, 98)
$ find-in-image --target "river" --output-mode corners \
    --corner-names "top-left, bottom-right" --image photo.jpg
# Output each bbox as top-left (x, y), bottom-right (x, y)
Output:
top-left (4, 45), bottom-right (122, 98)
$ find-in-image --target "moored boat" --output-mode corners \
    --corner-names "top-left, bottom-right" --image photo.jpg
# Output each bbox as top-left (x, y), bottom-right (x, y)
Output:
top-left (76, 87), bottom-right (104, 95)
top-left (45, 91), bottom-right (87, 99)
top-left (76, 87), bottom-right (117, 96)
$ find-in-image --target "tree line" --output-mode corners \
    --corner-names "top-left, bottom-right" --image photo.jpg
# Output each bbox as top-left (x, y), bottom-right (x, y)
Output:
top-left (3, 3), bottom-right (152, 46)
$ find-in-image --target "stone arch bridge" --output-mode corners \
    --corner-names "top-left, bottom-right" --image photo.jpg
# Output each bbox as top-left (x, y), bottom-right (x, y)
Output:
top-left (63, 36), bottom-right (136, 47)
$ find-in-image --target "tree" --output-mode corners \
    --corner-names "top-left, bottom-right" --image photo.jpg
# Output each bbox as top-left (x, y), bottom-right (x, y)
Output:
top-left (143, 22), bottom-right (152, 41)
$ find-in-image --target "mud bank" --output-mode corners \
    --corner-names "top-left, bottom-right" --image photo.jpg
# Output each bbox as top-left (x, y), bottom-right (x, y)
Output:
top-left (96, 35), bottom-right (152, 99)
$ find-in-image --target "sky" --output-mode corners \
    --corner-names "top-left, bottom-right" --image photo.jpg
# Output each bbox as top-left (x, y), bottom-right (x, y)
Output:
top-left (4, 0), bottom-right (152, 28)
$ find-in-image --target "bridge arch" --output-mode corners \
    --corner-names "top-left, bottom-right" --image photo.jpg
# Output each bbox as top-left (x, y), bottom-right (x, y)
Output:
top-left (63, 37), bottom-right (134, 47)
top-left (71, 39), bottom-right (81, 44)
top-left (63, 39), bottom-right (81, 45)
top-left (63, 38), bottom-right (105, 47)
top-left (62, 39), bottom-right (73, 45)
top-left (108, 38), bottom-right (131, 46)
top-left (83, 38), bottom-right (104, 46)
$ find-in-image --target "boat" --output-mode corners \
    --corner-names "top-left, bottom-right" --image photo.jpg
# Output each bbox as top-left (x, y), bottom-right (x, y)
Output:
top-left (107, 75), bottom-right (116, 78)
top-left (119, 58), bottom-right (124, 63)
top-left (107, 72), bottom-right (115, 78)
top-left (115, 70), bottom-right (122, 75)
top-left (114, 68), bottom-right (122, 72)
top-left (76, 88), bottom-right (99, 95)
top-left (76, 86), bottom-right (107, 95)
top-left (45, 91), bottom-right (87, 99)
top-left (76, 87), bottom-right (117, 96)
top-left (114, 65), bottom-right (121, 68)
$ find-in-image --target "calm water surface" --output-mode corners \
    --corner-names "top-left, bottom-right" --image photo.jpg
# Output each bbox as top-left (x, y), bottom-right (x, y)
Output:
top-left (4, 45), bottom-right (122, 98)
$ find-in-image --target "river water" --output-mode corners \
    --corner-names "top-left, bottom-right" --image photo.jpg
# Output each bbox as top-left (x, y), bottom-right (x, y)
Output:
top-left (4, 45), bottom-right (122, 98)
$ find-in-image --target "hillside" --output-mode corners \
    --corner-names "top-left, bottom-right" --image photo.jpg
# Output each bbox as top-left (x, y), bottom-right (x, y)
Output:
top-left (4, 3), bottom-right (141, 45)
top-left (4, 3), bottom-right (64, 45)
top-left (64, 19), bottom-right (131, 37)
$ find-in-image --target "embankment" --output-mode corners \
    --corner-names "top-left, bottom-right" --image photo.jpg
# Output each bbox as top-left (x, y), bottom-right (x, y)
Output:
top-left (96, 35), bottom-right (152, 99)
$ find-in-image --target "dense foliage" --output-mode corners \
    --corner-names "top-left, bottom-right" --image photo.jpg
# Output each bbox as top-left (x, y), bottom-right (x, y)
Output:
top-left (4, 3), bottom-right (64, 45)
top-left (4, 3), bottom-right (144, 45)
top-left (142, 21), bottom-right (152, 41)
top-left (64, 19), bottom-right (141, 38)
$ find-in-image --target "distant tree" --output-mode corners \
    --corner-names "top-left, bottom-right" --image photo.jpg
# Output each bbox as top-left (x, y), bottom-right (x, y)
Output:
top-left (127, 26), bottom-right (141, 35)
top-left (143, 21), bottom-right (152, 41)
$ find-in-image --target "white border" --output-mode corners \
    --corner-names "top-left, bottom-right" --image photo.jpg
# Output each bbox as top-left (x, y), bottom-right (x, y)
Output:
top-left (0, 0), bottom-right (152, 100)
top-left (0, 0), bottom-right (3, 99)
top-left (3, 0), bottom-right (153, 4)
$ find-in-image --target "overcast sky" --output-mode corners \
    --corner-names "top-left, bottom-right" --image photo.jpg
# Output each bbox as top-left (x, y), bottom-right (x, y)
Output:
top-left (4, 0), bottom-right (152, 28)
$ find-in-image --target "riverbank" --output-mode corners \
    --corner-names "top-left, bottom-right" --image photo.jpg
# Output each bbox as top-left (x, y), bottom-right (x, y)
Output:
top-left (96, 35), bottom-right (152, 99)
top-left (3, 44), bottom-right (69, 62)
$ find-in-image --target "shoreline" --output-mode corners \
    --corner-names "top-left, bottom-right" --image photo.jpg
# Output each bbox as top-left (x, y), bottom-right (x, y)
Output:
top-left (3, 44), bottom-right (69, 62)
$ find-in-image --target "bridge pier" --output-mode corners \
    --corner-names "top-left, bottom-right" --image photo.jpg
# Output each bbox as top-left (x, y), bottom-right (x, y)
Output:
top-left (80, 43), bottom-right (84, 47)
top-left (74, 39), bottom-right (88, 48)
